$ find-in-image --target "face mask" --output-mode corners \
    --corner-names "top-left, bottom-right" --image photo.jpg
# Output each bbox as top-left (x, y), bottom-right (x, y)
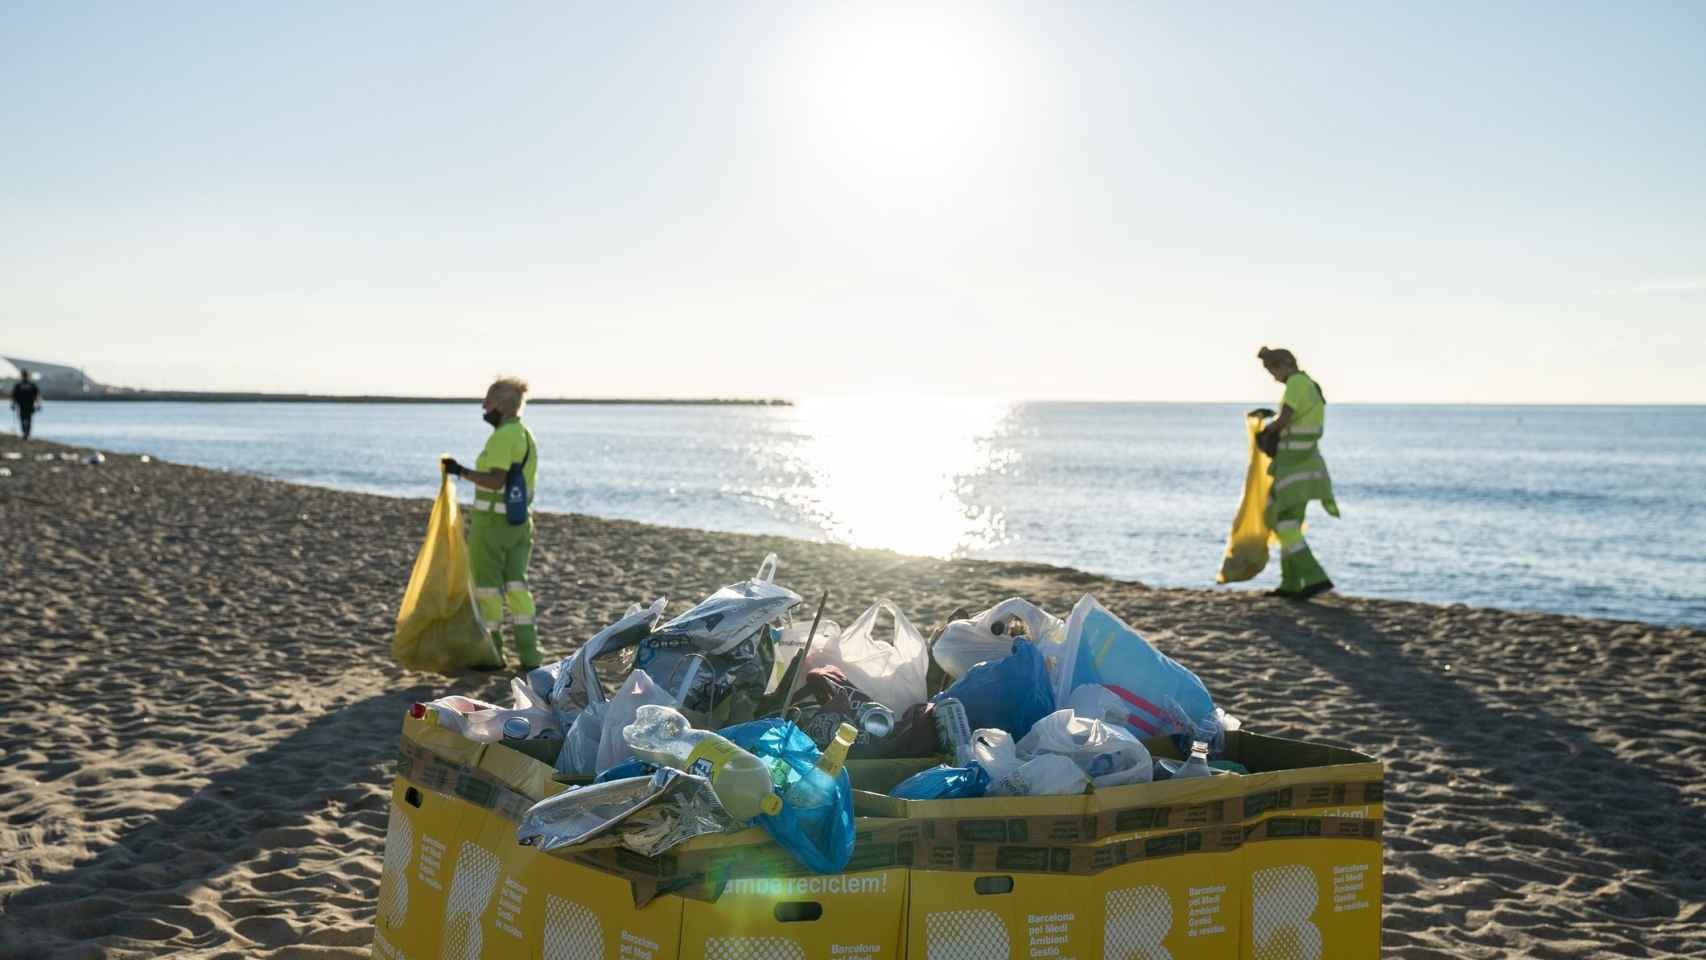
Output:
top-left (483, 409), bottom-right (503, 428)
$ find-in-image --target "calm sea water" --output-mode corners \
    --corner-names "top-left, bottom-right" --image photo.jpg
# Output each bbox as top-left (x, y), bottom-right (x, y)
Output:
top-left (21, 400), bottom-right (1706, 627)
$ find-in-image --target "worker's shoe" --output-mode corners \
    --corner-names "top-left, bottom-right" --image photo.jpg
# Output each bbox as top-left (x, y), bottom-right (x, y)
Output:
top-left (1297, 580), bottom-right (1335, 600)
top-left (1264, 587), bottom-right (1303, 599)
top-left (470, 661), bottom-right (507, 672)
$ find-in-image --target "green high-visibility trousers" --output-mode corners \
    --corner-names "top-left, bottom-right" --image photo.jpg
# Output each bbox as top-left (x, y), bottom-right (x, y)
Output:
top-left (1273, 501), bottom-right (1331, 592)
top-left (468, 513), bottom-right (541, 668)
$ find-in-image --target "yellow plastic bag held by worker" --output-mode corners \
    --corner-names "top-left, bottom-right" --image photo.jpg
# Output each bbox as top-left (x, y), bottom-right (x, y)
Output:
top-left (393, 472), bottom-right (498, 672)
top-left (1217, 412), bottom-right (1280, 583)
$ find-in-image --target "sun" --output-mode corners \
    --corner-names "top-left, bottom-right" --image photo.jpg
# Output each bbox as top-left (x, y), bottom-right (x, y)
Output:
top-left (781, 6), bottom-right (1016, 182)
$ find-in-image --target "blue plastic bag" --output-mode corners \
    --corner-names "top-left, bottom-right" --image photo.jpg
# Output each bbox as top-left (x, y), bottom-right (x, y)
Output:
top-left (934, 639), bottom-right (1055, 740)
top-left (1056, 595), bottom-right (1216, 740)
top-left (720, 719), bottom-right (855, 874)
top-left (891, 763), bottom-right (991, 800)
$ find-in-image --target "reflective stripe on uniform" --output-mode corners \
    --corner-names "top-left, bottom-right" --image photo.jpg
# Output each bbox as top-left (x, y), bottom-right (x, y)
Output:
top-left (1285, 425), bottom-right (1323, 437)
top-left (1274, 520), bottom-right (1302, 532)
top-left (504, 580), bottom-right (528, 593)
top-left (1274, 468), bottom-right (1331, 492)
top-left (511, 614), bottom-right (536, 626)
top-left (473, 587), bottom-right (502, 599)
top-left (1280, 441), bottom-right (1317, 451)
top-left (1282, 541), bottom-right (1308, 557)
top-left (470, 498), bottom-right (505, 512)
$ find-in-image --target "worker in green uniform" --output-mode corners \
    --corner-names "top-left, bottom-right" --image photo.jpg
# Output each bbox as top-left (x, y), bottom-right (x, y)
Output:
top-left (441, 376), bottom-right (543, 669)
top-left (1256, 347), bottom-right (1339, 600)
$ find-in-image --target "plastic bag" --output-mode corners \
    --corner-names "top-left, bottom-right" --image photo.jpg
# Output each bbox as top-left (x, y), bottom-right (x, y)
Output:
top-left (558, 704), bottom-right (604, 775)
top-left (970, 728), bottom-right (1019, 785)
top-left (650, 554), bottom-right (801, 655)
top-left (1055, 594), bottom-right (1218, 740)
top-left (932, 598), bottom-right (1066, 680)
top-left (720, 719), bottom-right (855, 874)
top-left (597, 671), bottom-right (680, 772)
top-left (792, 665), bottom-right (909, 755)
top-left (423, 679), bottom-right (559, 743)
top-left (766, 618), bottom-right (842, 695)
top-left (811, 600), bottom-right (929, 713)
top-left (1217, 412), bottom-right (1278, 584)
top-left (392, 474), bottom-right (499, 673)
top-left (934, 638), bottom-right (1055, 740)
top-left (636, 630), bottom-right (770, 726)
top-left (891, 763), bottom-right (991, 800)
top-left (550, 599), bottom-right (668, 715)
top-left (414, 695), bottom-right (499, 736)
top-left (1016, 709), bottom-right (1152, 788)
top-left (989, 753), bottom-right (1089, 797)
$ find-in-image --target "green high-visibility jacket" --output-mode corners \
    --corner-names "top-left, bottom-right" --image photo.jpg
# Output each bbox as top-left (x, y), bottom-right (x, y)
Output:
top-left (1265, 371), bottom-right (1339, 527)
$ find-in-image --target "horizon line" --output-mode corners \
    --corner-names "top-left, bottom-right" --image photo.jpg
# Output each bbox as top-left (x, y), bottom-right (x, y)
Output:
top-left (37, 391), bottom-right (1706, 408)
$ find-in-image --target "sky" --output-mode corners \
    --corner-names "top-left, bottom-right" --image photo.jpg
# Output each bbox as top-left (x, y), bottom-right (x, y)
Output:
top-left (3, 2), bottom-right (1703, 403)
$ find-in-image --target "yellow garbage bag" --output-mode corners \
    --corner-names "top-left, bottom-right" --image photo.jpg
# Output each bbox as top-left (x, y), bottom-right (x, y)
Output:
top-left (1217, 412), bottom-right (1280, 584)
top-left (394, 473), bottom-right (499, 673)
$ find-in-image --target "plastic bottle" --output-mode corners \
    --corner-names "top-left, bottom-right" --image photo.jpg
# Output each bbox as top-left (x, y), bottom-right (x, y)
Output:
top-left (623, 704), bottom-right (783, 820)
top-left (932, 698), bottom-right (975, 766)
top-left (1160, 730), bottom-right (1215, 780)
top-left (784, 723), bottom-right (857, 812)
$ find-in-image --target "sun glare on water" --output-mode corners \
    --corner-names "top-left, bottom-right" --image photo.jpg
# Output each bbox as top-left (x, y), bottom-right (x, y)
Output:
top-left (774, 396), bottom-right (1018, 558)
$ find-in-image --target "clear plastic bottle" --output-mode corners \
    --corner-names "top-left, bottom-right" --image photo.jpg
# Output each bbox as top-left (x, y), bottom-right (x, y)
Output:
top-left (1161, 728), bottom-right (1215, 780)
top-left (784, 723), bottom-right (857, 812)
top-left (623, 704), bottom-right (783, 820)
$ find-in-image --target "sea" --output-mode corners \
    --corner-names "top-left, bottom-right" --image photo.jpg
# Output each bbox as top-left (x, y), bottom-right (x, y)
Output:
top-left (22, 400), bottom-right (1706, 627)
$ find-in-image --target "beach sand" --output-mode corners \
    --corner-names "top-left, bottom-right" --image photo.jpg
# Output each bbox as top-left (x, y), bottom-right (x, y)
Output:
top-left (1, 435), bottom-right (1702, 958)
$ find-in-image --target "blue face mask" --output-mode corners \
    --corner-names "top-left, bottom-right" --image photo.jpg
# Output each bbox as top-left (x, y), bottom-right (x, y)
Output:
top-left (483, 409), bottom-right (503, 428)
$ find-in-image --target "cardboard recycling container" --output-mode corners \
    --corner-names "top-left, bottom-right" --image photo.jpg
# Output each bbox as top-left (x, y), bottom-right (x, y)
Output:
top-left (371, 715), bottom-right (1383, 959)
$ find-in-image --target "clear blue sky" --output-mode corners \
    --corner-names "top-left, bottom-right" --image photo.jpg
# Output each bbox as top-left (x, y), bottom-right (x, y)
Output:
top-left (4, 2), bottom-right (1702, 402)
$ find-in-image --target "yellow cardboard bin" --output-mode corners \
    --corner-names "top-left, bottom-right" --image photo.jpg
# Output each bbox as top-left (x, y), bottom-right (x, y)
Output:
top-left (373, 715), bottom-right (911, 960)
top-left (372, 716), bottom-right (1383, 960)
top-left (1223, 735), bottom-right (1384, 960)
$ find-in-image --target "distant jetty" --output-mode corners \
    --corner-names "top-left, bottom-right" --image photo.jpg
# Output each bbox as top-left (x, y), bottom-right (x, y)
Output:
top-left (57, 391), bottom-right (791, 406)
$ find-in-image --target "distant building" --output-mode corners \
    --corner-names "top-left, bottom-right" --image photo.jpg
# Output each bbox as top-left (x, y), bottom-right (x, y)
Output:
top-left (1, 357), bottom-right (107, 398)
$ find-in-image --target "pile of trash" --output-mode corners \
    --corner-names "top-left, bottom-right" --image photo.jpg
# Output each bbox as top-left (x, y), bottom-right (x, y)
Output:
top-left (411, 554), bottom-right (1241, 875)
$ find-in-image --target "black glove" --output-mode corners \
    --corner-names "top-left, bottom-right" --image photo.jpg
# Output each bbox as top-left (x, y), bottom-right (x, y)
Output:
top-left (441, 457), bottom-right (465, 477)
top-left (1256, 426), bottom-right (1280, 458)
top-left (1246, 407), bottom-right (1276, 419)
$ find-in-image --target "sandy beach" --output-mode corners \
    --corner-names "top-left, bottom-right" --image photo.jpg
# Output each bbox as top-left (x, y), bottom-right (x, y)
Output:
top-left (1, 435), bottom-right (1702, 959)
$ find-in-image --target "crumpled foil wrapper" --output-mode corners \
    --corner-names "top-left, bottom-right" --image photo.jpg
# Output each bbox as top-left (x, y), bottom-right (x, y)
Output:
top-left (516, 767), bottom-right (738, 857)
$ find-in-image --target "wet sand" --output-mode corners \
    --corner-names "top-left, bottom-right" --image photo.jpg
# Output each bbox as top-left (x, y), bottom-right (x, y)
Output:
top-left (1, 436), bottom-right (1701, 958)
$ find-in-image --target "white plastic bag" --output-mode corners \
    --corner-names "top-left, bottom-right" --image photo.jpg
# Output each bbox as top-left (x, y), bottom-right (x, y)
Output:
top-left (438, 678), bottom-right (561, 743)
top-left (416, 695), bottom-right (499, 737)
top-left (809, 600), bottom-right (929, 712)
top-left (970, 728), bottom-right (1020, 785)
top-left (989, 753), bottom-right (1088, 797)
top-left (1016, 708), bottom-right (1152, 788)
top-left (933, 598), bottom-right (1067, 680)
top-left (596, 670), bottom-right (680, 772)
top-left (765, 618), bottom-right (842, 696)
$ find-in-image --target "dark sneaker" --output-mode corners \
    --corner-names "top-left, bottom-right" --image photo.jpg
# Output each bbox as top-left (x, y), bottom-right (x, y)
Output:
top-left (1297, 580), bottom-right (1335, 600)
top-left (1264, 588), bottom-right (1303, 599)
top-left (469, 661), bottom-right (507, 672)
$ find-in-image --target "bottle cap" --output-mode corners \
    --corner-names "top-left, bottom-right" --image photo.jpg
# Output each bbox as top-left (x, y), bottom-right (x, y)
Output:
top-left (760, 793), bottom-right (783, 816)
